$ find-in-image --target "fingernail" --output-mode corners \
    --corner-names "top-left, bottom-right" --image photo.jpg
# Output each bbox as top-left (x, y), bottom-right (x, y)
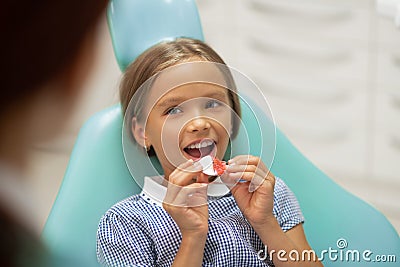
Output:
top-left (226, 163), bottom-right (235, 170)
top-left (248, 183), bottom-right (256, 192)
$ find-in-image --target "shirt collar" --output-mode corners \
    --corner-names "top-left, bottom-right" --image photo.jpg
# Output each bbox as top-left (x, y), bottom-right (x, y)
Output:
top-left (141, 176), bottom-right (230, 207)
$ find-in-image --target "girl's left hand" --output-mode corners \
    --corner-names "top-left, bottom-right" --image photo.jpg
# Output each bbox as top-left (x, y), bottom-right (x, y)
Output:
top-left (221, 155), bottom-right (276, 229)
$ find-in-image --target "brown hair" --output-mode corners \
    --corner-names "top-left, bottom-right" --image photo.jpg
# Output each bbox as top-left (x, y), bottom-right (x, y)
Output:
top-left (1, 0), bottom-right (108, 111)
top-left (120, 38), bottom-right (242, 139)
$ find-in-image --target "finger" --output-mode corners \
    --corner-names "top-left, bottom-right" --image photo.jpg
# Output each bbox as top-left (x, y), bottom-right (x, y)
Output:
top-left (167, 183), bottom-right (208, 207)
top-left (224, 171), bottom-right (271, 193)
top-left (228, 155), bottom-right (268, 173)
top-left (228, 155), bottom-right (266, 170)
top-left (225, 164), bottom-right (267, 185)
top-left (248, 174), bottom-right (265, 193)
top-left (249, 171), bottom-right (275, 193)
top-left (176, 159), bottom-right (195, 171)
top-left (225, 171), bottom-right (259, 182)
top-left (165, 161), bottom-right (204, 204)
top-left (228, 156), bottom-right (274, 186)
top-left (186, 183), bottom-right (209, 207)
top-left (220, 171), bottom-right (242, 189)
top-left (165, 166), bottom-right (202, 203)
top-left (169, 161), bottom-right (203, 186)
top-left (164, 182), bottom-right (182, 205)
top-left (228, 155), bottom-right (257, 165)
top-left (175, 159), bottom-right (202, 174)
top-left (225, 163), bottom-right (263, 176)
top-left (220, 170), bottom-right (260, 191)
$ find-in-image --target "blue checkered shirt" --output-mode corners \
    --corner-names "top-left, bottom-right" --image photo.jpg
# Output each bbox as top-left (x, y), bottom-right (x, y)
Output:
top-left (96, 176), bottom-right (304, 266)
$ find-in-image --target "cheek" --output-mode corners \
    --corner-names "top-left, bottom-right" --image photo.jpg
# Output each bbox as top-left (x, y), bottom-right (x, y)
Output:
top-left (158, 121), bottom-right (182, 152)
top-left (217, 111), bottom-right (233, 136)
top-left (215, 123), bottom-right (232, 157)
top-left (161, 119), bottom-right (181, 137)
top-left (159, 122), bottom-right (189, 169)
top-left (218, 132), bottom-right (231, 151)
top-left (146, 115), bottom-right (182, 149)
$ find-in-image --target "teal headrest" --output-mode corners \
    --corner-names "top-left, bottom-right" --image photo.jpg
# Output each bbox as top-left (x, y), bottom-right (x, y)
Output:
top-left (107, 0), bottom-right (204, 71)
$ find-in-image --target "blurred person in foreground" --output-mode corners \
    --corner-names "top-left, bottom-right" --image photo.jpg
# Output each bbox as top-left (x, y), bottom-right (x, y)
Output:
top-left (0, 1), bottom-right (108, 266)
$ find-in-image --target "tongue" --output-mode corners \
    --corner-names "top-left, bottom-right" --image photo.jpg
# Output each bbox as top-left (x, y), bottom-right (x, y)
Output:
top-left (187, 148), bottom-right (201, 158)
top-left (186, 146), bottom-right (212, 159)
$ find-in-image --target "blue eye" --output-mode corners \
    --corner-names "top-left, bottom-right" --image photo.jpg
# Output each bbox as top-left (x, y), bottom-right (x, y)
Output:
top-left (205, 100), bottom-right (222, 109)
top-left (165, 106), bottom-right (183, 115)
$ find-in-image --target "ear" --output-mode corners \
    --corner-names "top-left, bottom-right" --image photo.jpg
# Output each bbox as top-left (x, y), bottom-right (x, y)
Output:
top-left (131, 117), bottom-right (149, 148)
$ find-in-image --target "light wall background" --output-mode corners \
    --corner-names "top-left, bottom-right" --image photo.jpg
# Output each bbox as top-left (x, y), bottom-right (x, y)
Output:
top-left (27, 0), bottom-right (400, 233)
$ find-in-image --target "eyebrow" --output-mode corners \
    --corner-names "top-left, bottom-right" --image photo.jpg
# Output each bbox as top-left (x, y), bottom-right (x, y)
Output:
top-left (156, 91), bottom-right (228, 109)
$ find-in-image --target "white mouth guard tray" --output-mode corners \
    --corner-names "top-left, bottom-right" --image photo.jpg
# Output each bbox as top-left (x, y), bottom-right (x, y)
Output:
top-left (198, 155), bottom-right (217, 176)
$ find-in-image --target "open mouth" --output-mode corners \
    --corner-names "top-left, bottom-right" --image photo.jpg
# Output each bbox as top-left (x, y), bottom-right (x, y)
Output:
top-left (183, 139), bottom-right (216, 160)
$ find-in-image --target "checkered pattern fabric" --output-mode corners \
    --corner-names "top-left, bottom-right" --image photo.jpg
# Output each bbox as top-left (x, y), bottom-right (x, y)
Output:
top-left (96, 177), bottom-right (304, 266)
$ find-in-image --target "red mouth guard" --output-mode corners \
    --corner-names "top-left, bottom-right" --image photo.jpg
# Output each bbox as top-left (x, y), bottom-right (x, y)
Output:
top-left (213, 157), bottom-right (227, 176)
top-left (198, 155), bottom-right (227, 176)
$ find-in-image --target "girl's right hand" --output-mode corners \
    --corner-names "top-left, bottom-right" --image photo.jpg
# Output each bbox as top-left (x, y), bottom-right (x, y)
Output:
top-left (163, 160), bottom-right (209, 238)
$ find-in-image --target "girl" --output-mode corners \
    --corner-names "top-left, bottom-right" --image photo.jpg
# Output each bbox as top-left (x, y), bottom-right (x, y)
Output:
top-left (97, 38), bottom-right (322, 267)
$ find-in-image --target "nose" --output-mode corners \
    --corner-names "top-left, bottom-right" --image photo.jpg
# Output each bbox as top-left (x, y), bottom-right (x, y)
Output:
top-left (186, 117), bottom-right (211, 133)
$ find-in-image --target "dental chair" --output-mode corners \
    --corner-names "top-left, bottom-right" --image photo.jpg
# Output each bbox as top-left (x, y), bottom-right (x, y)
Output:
top-left (41, 0), bottom-right (400, 266)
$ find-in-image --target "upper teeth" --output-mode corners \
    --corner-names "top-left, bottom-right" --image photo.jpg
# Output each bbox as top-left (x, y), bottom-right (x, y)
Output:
top-left (187, 140), bottom-right (213, 149)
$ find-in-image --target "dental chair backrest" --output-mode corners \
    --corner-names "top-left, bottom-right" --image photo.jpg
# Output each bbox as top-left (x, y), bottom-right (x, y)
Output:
top-left (42, 0), bottom-right (203, 266)
top-left (42, 0), bottom-right (400, 266)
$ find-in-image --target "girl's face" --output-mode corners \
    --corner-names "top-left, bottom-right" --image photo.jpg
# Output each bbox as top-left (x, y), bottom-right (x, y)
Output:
top-left (136, 82), bottom-right (233, 180)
